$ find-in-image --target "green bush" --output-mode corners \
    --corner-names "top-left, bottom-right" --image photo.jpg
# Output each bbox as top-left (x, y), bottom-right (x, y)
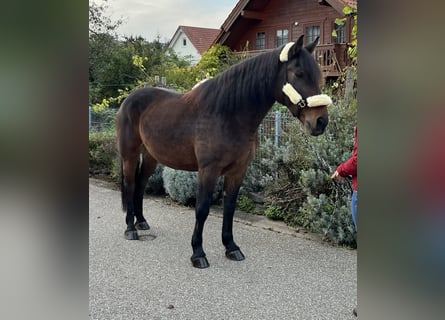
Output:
top-left (237, 195), bottom-right (256, 213)
top-left (89, 129), bottom-right (165, 195)
top-left (146, 164), bottom-right (165, 195)
top-left (297, 193), bottom-right (356, 245)
top-left (162, 167), bottom-right (223, 206)
top-left (242, 137), bottom-right (291, 193)
top-left (264, 206), bottom-right (283, 220)
top-left (89, 130), bottom-right (119, 181)
top-left (263, 97), bottom-right (357, 247)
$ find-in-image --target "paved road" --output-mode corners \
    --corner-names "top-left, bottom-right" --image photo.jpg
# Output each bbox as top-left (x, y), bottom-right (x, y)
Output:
top-left (89, 179), bottom-right (356, 320)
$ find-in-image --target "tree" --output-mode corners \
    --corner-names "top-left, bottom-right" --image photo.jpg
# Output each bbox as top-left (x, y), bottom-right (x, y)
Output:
top-left (332, 5), bottom-right (357, 100)
top-left (197, 44), bottom-right (237, 78)
top-left (89, 2), bottom-right (166, 108)
top-left (92, 42), bottom-right (237, 112)
top-left (89, 2), bottom-right (237, 109)
top-left (89, 0), bottom-right (122, 37)
top-left (89, 1), bottom-right (123, 107)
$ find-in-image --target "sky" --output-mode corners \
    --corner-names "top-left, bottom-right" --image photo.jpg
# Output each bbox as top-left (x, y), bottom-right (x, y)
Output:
top-left (95, 0), bottom-right (239, 42)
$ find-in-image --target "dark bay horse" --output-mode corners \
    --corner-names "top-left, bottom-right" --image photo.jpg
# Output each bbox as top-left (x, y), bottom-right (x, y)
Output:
top-left (116, 35), bottom-right (330, 268)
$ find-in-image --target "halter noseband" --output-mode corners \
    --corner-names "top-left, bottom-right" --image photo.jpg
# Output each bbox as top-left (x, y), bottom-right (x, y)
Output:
top-left (280, 42), bottom-right (332, 110)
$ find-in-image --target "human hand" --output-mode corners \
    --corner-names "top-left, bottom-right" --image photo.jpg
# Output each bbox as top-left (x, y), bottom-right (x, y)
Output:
top-left (331, 170), bottom-right (345, 183)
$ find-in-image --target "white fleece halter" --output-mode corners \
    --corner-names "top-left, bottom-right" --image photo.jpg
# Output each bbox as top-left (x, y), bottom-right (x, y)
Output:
top-left (280, 43), bottom-right (332, 108)
top-left (279, 42), bottom-right (295, 62)
top-left (282, 82), bottom-right (332, 107)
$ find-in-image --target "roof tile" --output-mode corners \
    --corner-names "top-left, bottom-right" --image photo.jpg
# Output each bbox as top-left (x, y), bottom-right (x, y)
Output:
top-left (180, 26), bottom-right (220, 54)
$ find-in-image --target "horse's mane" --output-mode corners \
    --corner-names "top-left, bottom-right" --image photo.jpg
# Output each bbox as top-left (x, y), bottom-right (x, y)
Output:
top-left (184, 49), bottom-right (281, 115)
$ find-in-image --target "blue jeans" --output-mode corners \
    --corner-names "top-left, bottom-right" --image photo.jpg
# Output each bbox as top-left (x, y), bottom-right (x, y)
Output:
top-left (351, 190), bottom-right (358, 230)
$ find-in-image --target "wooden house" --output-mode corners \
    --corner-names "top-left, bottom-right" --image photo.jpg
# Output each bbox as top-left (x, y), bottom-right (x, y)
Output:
top-left (168, 26), bottom-right (220, 65)
top-left (213, 0), bottom-right (357, 80)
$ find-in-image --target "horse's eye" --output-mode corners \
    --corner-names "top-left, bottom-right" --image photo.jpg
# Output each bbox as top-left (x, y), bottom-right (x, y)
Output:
top-left (295, 70), bottom-right (304, 77)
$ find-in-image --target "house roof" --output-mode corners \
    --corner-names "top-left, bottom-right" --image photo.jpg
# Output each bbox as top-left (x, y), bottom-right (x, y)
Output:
top-left (213, 0), bottom-right (357, 45)
top-left (323, 0), bottom-right (357, 14)
top-left (170, 26), bottom-right (220, 55)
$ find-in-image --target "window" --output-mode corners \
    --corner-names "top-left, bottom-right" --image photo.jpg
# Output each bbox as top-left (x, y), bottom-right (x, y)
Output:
top-left (276, 29), bottom-right (289, 47)
top-left (256, 32), bottom-right (266, 50)
top-left (305, 25), bottom-right (320, 45)
top-left (183, 38), bottom-right (187, 46)
top-left (333, 23), bottom-right (346, 44)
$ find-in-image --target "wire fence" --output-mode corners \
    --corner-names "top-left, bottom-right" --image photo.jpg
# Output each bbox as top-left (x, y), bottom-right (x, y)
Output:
top-left (89, 107), bottom-right (293, 161)
top-left (258, 111), bottom-right (293, 145)
top-left (89, 107), bottom-right (117, 132)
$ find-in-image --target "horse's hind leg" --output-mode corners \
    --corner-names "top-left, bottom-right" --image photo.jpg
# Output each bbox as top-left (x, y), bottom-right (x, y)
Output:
top-left (222, 172), bottom-right (246, 261)
top-left (134, 150), bottom-right (157, 231)
top-left (121, 155), bottom-right (140, 240)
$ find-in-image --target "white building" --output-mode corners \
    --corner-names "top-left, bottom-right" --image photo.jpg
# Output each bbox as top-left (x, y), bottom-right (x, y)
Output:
top-left (168, 26), bottom-right (220, 65)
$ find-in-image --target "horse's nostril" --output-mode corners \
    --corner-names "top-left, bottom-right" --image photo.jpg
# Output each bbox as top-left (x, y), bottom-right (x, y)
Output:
top-left (317, 116), bottom-right (328, 129)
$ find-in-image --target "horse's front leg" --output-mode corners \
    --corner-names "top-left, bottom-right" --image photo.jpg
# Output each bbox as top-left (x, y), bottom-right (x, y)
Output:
top-left (191, 169), bottom-right (218, 268)
top-left (222, 173), bottom-right (246, 261)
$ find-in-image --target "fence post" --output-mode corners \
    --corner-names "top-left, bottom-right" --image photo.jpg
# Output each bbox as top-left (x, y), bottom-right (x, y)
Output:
top-left (274, 110), bottom-right (282, 147)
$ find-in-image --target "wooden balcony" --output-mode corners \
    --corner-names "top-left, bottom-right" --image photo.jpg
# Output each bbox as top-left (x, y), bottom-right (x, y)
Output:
top-left (314, 43), bottom-right (350, 78)
top-left (232, 43), bottom-right (351, 80)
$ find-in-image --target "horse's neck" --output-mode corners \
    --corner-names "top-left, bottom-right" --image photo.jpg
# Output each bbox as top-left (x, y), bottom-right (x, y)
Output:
top-left (246, 99), bottom-right (276, 130)
top-left (234, 82), bottom-right (277, 132)
top-left (246, 57), bottom-right (280, 126)
top-left (198, 52), bottom-right (280, 131)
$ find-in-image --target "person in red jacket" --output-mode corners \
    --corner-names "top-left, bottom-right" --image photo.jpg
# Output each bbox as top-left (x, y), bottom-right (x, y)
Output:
top-left (331, 126), bottom-right (358, 317)
top-left (331, 125), bottom-right (358, 230)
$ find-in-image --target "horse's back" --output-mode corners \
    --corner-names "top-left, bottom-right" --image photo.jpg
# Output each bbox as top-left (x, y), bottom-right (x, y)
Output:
top-left (118, 87), bottom-right (179, 124)
top-left (116, 87), bottom-right (180, 155)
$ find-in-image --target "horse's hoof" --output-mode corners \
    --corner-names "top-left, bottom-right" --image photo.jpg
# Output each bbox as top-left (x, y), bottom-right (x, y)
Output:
top-left (226, 249), bottom-right (245, 261)
top-left (124, 230), bottom-right (139, 240)
top-left (135, 221), bottom-right (150, 230)
top-left (191, 256), bottom-right (210, 269)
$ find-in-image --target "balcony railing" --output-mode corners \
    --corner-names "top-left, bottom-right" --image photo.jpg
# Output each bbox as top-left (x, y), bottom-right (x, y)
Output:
top-left (314, 43), bottom-right (350, 78)
top-left (232, 43), bottom-right (351, 79)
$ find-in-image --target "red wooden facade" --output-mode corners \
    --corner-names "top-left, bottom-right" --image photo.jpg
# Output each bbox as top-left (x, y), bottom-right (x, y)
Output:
top-left (213, 0), bottom-right (357, 79)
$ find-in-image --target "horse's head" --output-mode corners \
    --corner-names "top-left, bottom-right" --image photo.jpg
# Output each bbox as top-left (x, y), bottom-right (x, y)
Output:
top-left (275, 35), bottom-right (330, 136)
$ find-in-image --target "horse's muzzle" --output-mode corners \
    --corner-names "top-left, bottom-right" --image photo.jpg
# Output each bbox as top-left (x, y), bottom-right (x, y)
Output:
top-left (307, 116), bottom-right (328, 136)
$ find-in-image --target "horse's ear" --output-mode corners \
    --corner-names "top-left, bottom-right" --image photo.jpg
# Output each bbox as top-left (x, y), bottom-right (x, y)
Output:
top-left (280, 35), bottom-right (304, 62)
top-left (295, 34), bottom-right (304, 50)
top-left (285, 35), bottom-right (304, 60)
top-left (305, 36), bottom-right (319, 54)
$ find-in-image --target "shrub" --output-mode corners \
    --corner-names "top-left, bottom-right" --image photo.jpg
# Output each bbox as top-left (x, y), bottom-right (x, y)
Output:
top-left (263, 97), bottom-right (357, 247)
top-left (242, 137), bottom-right (291, 193)
top-left (297, 192), bottom-right (356, 246)
top-left (89, 130), bottom-right (119, 181)
top-left (237, 195), bottom-right (256, 213)
top-left (146, 164), bottom-right (165, 195)
top-left (264, 206), bottom-right (283, 220)
top-left (162, 167), bottom-right (223, 206)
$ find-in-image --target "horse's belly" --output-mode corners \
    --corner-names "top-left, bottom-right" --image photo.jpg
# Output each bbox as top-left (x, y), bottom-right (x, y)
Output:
top-left (143, 138), bottom-right (199, 171)
top-left (139, 109), bottom-right (199, 170)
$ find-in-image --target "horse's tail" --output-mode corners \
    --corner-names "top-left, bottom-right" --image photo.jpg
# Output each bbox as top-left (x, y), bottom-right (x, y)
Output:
top-left (117, 87), bottom-right (160, 212)
top-left (120, 158), bottom-right (127, 212)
